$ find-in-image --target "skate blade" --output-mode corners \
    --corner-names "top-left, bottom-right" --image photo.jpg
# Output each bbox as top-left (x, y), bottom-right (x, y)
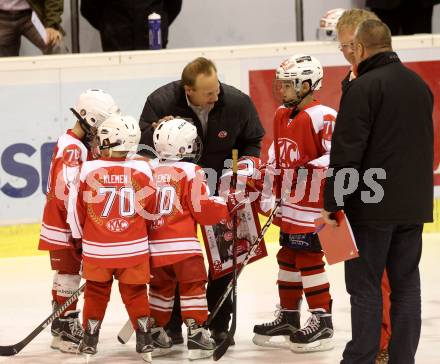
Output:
top-left (152, 347), bottom-right (172, 357)
top-left (140, 352), bottom-right (153, 363)
top-left (290, 338), bottom-right (333, 353)
top-left (59, 340), bottom-right (80, 354)
top-left (188, 348), bottom-right (214, 360)
top-left (252, 334), bottom-right (290, 349)
top-left (50, 336), bottom-right (61, 350)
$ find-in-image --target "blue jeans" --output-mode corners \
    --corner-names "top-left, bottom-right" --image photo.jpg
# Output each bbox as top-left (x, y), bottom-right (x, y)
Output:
top-left (341, 223), bottom-right (423, 364)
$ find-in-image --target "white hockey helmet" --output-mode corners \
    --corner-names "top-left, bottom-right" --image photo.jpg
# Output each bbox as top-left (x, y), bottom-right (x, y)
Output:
top-left (153, 118), bottom-right (202, 162)
top-left (96, 114), bottom-right (140, 153)
top-left (317, 8), bottom-right (345, 41)
top-left (276, 54), bottom-right (324, 92)
top-left (71, 89), bottom-right (120, 132)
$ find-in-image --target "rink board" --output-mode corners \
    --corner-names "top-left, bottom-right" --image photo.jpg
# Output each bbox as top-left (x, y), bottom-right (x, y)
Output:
top-left (1, 36), bottom-right (439, 256)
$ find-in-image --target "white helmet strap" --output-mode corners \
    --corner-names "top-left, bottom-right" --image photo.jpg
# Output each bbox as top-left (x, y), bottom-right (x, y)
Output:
top-left (284, 77), bottom-right (322, 108)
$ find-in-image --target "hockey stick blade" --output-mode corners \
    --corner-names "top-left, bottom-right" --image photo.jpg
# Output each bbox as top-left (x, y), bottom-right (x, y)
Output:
top-left (117, 319), bottom-right (133, 344)
top-left (0, 283), bottom-right (86, 356)
top-left (213, 335), bottom-right (234, 361)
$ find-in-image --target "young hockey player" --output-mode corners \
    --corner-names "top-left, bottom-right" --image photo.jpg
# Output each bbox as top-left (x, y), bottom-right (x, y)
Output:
top-left (252, 54), bottom-right (336, 353)
top-left (38, 89), bottom-right (118, 353)
top-left (147, 118), bottom-right (233, 360)
top-left (68, 115), bottom-right (157, 362)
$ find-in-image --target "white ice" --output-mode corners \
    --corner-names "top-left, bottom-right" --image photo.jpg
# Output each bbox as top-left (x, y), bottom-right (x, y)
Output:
top-left (1, 235), bottom-right (439, 364)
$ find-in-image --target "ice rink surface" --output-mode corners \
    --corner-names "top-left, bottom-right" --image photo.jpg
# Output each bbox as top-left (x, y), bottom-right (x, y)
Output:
top-left (1, 235), bottom-right (439, 364)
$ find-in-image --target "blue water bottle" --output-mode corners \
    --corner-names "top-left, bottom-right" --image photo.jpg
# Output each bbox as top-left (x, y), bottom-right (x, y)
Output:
top-left (148, 12), bottom-right (162, 50)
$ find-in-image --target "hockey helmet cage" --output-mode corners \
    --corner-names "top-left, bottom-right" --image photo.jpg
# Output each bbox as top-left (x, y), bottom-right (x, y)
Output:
top-left (317, 8), bottom-right (345, 41)
top-left (276, 54), bottom-right (324, 92)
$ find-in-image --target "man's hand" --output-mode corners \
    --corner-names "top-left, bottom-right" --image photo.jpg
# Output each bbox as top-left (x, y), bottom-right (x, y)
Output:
top-left (45, 27), bottom-right (62, 47)
top-left (321, 209), bottom-right (338, 227)
top-left (152, 115), bottom-right (175, 129)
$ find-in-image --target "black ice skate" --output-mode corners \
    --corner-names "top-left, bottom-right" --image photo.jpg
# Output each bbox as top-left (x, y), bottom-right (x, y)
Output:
top-left (50, 301), bottom-right (62, 349)
top-left (78, 318), bottom-right (101, 355)
top-left (290, 308), bottom-right (333, 353)
top-left (136, 317), bottom-right (154, 363)
top-left (186, 318), bottom-right (215, 361)
top-left (51, 309), bottom-right (83, 353)
top-left (151, 318), bottom-right (173, 357)
top-left (253, 305), bottom-right (300, 348)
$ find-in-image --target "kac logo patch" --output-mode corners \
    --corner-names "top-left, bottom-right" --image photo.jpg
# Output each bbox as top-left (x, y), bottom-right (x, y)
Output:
top-left (218, 130), bottom-right (228, 138)
top-left (277, 137), bottom-right (300, 168)
top-left (106, 218), bottom-right (129, 232)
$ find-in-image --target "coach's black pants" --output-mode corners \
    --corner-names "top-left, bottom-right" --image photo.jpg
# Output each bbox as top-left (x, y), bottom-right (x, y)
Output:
top-left (165, 272), bottom-right (232, 333)
top-left (341, 223), bottom-right (423, 364)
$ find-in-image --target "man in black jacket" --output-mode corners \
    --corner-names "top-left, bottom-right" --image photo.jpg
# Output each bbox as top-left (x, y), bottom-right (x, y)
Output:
top-left (139, 57), bottom-right (265, 344)
top-left (336, 10), bottom-right (392, 363)
top-left (322, 20), bottom-right (433, 364)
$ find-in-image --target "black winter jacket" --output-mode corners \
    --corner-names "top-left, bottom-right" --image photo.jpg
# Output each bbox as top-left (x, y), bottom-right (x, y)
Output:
top-left (139, 81), bottom-right (265, 175)
top-left (324, 51), bottom-right (434, 223)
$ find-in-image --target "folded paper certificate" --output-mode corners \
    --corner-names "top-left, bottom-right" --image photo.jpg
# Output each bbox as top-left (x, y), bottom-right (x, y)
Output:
top-left (202, 202), bottom-right (267, 279)
top-left (314, 211), bottom-right (359, 265)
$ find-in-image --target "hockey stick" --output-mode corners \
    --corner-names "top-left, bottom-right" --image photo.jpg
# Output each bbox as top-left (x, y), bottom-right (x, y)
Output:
top-left (117, 317), bottom-right (133, 344)
top-left (0, 282), bottom-right (86, 356)
top-left (213, 150), bottom-right (239, 361)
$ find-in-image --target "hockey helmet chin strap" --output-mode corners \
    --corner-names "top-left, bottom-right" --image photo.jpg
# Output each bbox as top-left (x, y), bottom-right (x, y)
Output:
top-left (70, 107), bottom-right (91, 133)
top-left (70, 107), bottom-right (98, 150)
top-left (283, 78), bottom-right (322, 108)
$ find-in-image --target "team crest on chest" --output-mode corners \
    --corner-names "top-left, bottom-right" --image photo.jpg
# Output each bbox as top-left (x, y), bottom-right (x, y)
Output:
top-left (106, 218), bottom-right (129, 232)
top-left (151, 217), bottom-right (165, 229)
top-left (277, 137), bottom-right (300, 167)
top-left (218, 130), bottom-right (228, 138)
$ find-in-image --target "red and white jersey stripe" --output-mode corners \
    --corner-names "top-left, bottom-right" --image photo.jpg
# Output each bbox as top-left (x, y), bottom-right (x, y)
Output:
top-left (40, 222), bottom-right (72, 248)
top-left (149, 237), bottom-right (202, 257)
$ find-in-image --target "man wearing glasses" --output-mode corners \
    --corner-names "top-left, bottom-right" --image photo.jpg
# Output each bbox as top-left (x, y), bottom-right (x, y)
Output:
top-left (335, 9), bottom-right (390, 364)
top-left (336, 9), bottom-right (380, 90)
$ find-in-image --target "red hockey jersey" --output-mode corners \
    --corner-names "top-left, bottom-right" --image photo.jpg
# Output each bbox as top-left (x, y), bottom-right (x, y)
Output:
top-left (149, 160), bottom-right (230, 268)
top-left (272, 101), bottom-right (336, 234)
top-left (39, 130), bottom-right (88, 251)
top-left (68, 158), bottom-right (156, 268)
